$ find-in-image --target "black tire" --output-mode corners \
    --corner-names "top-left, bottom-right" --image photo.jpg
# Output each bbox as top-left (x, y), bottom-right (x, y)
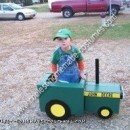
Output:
top-left (16, 13), bottom-right (25, 21)
top-left (109, 5), bottom-right (119, 15)
top-left (98, 107), bottom-right (113, 119)
top-left (62, 8), bottom-right (74, 18)
top-left (45, 100), bottom-right (71, 120)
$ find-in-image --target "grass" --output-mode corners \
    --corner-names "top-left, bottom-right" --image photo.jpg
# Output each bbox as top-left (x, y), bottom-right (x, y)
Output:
top-left (51, 23), bottom-right (98, 39)
top-left (51, 22), bottom-right (130, 40)
top-left (28, 4), bottom-right (49, 12)
top-left (102, 23), bottom-right (130, 40)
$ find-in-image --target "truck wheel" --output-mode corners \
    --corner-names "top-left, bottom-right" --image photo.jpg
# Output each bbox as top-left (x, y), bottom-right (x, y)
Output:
top-left (109, 5), bottom-right (119, 15)
top-left (62, 8), bottom-right (74, 18)
top-left (98, 107), bottom-right (113, 119)
top-left (45, 100), bottom-right (71, 120)
top-left (16, 13), bottom-right (25, 21)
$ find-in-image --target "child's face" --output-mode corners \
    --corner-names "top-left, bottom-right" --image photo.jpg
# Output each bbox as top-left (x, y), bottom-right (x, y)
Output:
top-left (57, 37), bottom-right (71, 50)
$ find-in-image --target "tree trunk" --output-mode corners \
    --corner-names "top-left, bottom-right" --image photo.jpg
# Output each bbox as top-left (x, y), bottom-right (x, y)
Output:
top-left (40, 0), bottom-right (43, 3)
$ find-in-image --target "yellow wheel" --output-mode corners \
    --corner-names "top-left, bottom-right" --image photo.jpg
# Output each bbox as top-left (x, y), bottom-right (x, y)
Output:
top-left (101, 109), bottom-right (110, 117)
top-left (50, 104), bottom-right (65, 117)
top-left (45, 100), bottom-right (71, 120)
top-left (98, 107), bottom-right (112, 119)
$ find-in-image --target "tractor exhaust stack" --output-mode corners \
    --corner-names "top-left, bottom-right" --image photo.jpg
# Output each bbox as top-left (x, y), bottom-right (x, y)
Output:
top-left (95, 59), bottom-right (99, 84)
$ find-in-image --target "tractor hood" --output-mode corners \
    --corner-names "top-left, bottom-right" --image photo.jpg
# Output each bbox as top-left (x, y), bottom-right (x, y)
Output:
top-left (84, 82), bottom-right (124, 99)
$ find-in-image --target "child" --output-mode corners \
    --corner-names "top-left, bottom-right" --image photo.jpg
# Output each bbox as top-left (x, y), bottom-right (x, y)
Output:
top-left (51, 28), bottom-right (85, 83)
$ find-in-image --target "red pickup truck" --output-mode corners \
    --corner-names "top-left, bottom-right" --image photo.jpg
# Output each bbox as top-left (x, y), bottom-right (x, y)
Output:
top-left (48, 0), bottom-right (124, 18)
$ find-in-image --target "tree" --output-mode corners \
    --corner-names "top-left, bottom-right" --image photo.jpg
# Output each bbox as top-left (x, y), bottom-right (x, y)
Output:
top-left (23, 0), bottom-right (32, 6)
top-left (44, 0), bottom-right (48, 2)
top-left (40, 0), bottom-right (48, 3)
top-left (0, 0), bottom-right (24, 4)
top-left (40, 0), bottom-right (43, 3)
top-left (0, 0), bottom-right (12, 2)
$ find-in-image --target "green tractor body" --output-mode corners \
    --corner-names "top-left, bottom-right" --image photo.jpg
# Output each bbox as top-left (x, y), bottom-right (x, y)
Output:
top-left (37, 59), bottom-right (124, 120)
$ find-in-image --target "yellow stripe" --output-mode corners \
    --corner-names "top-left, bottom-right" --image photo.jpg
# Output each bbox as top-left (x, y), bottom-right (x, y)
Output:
top-left (84, 91), bottom-right (120, 98)
top-left (112, 93), bottom-right (120, 98)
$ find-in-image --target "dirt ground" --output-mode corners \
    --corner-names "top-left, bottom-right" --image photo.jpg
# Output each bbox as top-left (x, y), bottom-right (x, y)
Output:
top-left (0, 13), bottom-right (130, 130)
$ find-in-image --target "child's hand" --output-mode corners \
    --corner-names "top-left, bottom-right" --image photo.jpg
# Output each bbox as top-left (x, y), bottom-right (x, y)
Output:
top-left (53, 72), bottom-right (58, 81)
top-left (80, 71), bottom-right (87, 80)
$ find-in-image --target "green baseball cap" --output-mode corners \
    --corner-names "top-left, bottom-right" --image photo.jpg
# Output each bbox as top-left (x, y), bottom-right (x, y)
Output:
top-left (53, 28), bottom-right (72, 41)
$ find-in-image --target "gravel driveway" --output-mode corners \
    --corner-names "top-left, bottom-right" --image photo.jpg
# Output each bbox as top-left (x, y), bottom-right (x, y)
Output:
top-left (0, 13), bottom-right (130, 130)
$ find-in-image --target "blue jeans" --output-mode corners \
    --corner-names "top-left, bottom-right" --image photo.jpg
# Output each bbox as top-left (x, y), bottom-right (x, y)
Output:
top-left (58, 54), bottom-right (80, 83)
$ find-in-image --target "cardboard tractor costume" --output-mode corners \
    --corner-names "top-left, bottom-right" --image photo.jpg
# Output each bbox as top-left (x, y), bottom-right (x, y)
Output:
top-left (37, 59), bottom-right (124, 120)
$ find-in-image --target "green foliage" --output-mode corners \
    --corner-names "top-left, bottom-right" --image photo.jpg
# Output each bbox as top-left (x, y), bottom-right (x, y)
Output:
top-left (44, 0), bottom-right (48, 2)
top-left (0, 0), bottom-right (32, 5)
top-left (29, 4), bottom-right (49, 12)
top-left (24, 0), bottom-right (33, 6)
top-left (0, 0), bottom-right (6, 2)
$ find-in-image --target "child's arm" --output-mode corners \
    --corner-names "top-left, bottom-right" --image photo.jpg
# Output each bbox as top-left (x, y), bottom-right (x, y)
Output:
top-left (51, 64), bottom-right (57, 73)
top-left (51, 49), bottom-right (59, 79)
top-left (51, 63), bottom-right (58, 81)
top-left (77, 60), bottom-right (86, 79)
top-left (77, 60), bottom-right (84, 71)
top-left (74, 47), bottom-right (86, 79)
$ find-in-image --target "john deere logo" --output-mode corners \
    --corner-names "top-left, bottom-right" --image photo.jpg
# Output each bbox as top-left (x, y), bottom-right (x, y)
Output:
top-left (84, 91), bottom-right (120, 98)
